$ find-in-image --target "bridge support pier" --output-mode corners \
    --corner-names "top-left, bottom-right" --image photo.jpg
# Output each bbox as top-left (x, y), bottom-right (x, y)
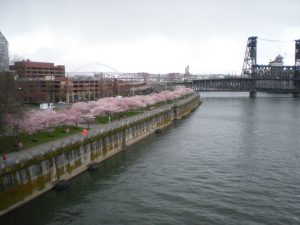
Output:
top-left (292, 92), bottom-right (299, 98)
top-left (249, 91), bottom-right (257, 98)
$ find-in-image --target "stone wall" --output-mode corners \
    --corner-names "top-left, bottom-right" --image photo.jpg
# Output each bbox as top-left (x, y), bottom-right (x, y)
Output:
top-left (0, 93), bottom-right (201, 215)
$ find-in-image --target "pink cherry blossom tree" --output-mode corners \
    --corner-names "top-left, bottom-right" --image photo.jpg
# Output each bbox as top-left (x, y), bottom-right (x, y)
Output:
top-left (5, 86), bottom-right (194, 134)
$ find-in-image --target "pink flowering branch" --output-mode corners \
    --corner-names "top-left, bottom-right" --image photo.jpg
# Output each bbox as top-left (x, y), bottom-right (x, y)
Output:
top-left (5, 87), bottom-right (193, 134)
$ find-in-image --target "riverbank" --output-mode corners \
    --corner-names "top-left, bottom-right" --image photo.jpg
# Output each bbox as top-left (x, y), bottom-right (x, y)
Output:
top-left (0, 92), bottom-right (201, 216)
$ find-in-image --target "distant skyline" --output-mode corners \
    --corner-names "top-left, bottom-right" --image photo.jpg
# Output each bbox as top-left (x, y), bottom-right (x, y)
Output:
top-left (0, 0), bottom-right (299, 74)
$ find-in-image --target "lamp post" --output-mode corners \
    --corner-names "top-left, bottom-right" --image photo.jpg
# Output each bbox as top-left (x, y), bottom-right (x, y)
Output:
top-left (82, 114), bottom-right (94, 130)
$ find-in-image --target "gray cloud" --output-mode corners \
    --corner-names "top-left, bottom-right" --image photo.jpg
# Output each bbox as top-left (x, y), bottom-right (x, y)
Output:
top-left (1, 0), bottom-right (299, 73)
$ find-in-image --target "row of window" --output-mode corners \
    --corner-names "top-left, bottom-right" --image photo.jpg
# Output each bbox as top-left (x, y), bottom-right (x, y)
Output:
top-left (24, 71), bottom-right (64, 74)
top-left (23, 67), bottom-right (63, 70)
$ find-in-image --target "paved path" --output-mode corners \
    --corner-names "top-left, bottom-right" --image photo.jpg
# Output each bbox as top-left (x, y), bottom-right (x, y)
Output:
top-left (0, 106), bottom-right (170, 168)
top-left (0, 94), bottom-right (198, 169)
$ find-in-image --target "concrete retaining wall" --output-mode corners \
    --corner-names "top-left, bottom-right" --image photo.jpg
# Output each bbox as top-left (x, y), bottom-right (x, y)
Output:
top-left (0, 93), bottom-right (201, 215)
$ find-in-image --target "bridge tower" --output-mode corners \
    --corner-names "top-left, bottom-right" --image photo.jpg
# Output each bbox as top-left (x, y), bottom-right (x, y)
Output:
top-left (295, 39), bottom-right (300, 66)
top-left (242, 37), bottom-right (257, 77)
top-left (293, 39), bottom-right (300, 97)
top-left (242, 36), bottom-right (257, 97)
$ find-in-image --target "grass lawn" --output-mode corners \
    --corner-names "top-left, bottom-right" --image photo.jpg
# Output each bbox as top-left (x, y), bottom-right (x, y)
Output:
top-left (0, 93), bottom-right (193, 154)
top-left (0, 126), bottom-right (82, 154)
top-left (94, 94), bottom-right (192, 124)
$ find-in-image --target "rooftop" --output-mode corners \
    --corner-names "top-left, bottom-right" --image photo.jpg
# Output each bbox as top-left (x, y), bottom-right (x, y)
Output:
top-left (12, 60), bottom-right (65, 68)
top-left (0, 31), bottom-right (8, 43)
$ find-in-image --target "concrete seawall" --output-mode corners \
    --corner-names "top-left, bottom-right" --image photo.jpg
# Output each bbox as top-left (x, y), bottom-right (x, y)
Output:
top-left (0, 93), bottom-right (201, 216)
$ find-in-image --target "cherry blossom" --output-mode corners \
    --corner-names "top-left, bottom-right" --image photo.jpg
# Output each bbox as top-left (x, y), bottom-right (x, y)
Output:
top-left (5, 87), bottom-right (193, 134)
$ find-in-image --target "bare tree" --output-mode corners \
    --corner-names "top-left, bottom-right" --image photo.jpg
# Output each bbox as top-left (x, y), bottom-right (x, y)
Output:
top-left (9, 54), bottom-right (24, 65)
top-left (0, 71), bottom-right (22, 134)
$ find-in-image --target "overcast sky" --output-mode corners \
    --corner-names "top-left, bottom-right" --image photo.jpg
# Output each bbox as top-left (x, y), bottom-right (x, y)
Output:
top-left (0, 0), bottom-right (299, 74)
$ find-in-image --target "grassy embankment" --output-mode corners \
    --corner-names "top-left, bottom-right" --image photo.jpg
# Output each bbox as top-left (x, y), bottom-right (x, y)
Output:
top-left (95, 98), bottom-right (176, 124)
top-left (1, 94), bottom-right (192, 153)
top-left (0, 126), bottom-right (81, 154)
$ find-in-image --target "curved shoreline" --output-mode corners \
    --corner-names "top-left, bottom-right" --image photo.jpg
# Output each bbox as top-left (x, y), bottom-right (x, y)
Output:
top-left (0, 93), bottom-right (201, 216)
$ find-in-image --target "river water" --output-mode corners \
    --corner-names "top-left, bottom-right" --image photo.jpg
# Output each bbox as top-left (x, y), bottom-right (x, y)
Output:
top-left (2, 93), bottom-right (300, 225)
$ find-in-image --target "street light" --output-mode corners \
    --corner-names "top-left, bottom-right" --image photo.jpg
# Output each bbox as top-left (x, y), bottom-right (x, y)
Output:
top-left (82, 114), bottom-right (95, 130)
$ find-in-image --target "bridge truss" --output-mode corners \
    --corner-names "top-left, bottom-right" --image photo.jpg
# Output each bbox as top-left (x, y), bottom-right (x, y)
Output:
top-left (193, 66), bottom-right (300, 92)
top-left (192, 37), bottom-right (300, 96)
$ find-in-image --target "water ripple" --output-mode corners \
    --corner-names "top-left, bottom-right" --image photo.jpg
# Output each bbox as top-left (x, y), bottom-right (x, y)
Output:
top-left (2, 95), bottom-right (300, 225)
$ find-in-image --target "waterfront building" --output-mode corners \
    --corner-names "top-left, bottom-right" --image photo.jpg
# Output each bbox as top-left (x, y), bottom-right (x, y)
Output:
top-left (65, 77), bottom-right (115, 102)
top-left (65, 77), bottom-right (146, 102)
top-left (10, 60), bottom-right (65, 80)
top-left (10, 60), bottom-right (146, 103)
top-left (269, 55), bottom-right (284, 66)
top-left (0, 31), bottom-right (9, 72)
top-left (10, 60), bottom-right (66, 103)
top-left (14, 79), bottom-right (66, 103)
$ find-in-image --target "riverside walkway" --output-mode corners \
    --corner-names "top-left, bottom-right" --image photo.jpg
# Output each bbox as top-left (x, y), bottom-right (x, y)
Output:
top-left (0, 94), bottom-right (198, 170)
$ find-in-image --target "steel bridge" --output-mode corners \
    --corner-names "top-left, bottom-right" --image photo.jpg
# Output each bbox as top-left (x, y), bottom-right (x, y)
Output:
top-left (192, 37), bottom-right (300, 97)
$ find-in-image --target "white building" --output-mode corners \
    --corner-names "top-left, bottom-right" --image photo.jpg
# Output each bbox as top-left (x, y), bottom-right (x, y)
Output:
top-left (0, 31), bottom-right (9, 72)
top-left (269, 55), bottom-right (284, 67)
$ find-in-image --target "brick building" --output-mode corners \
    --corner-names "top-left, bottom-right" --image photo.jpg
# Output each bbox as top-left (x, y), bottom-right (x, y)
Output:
top-left (65, 77), bottom-right (116, 102)
top-left (15, 79), bottom-right (66, 103)
top-left (10, 60), bottom-right (66, 103)
top-left (10, 60), bottom-right (146, 104)
top-left (10, 60), bottom-right (65, 80)
top-left (65, 78), bottom-right (146, 102)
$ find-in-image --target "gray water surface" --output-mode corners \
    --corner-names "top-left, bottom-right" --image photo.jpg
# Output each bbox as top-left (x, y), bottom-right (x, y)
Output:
top-left (2, 93), bottom-right (300, 225)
